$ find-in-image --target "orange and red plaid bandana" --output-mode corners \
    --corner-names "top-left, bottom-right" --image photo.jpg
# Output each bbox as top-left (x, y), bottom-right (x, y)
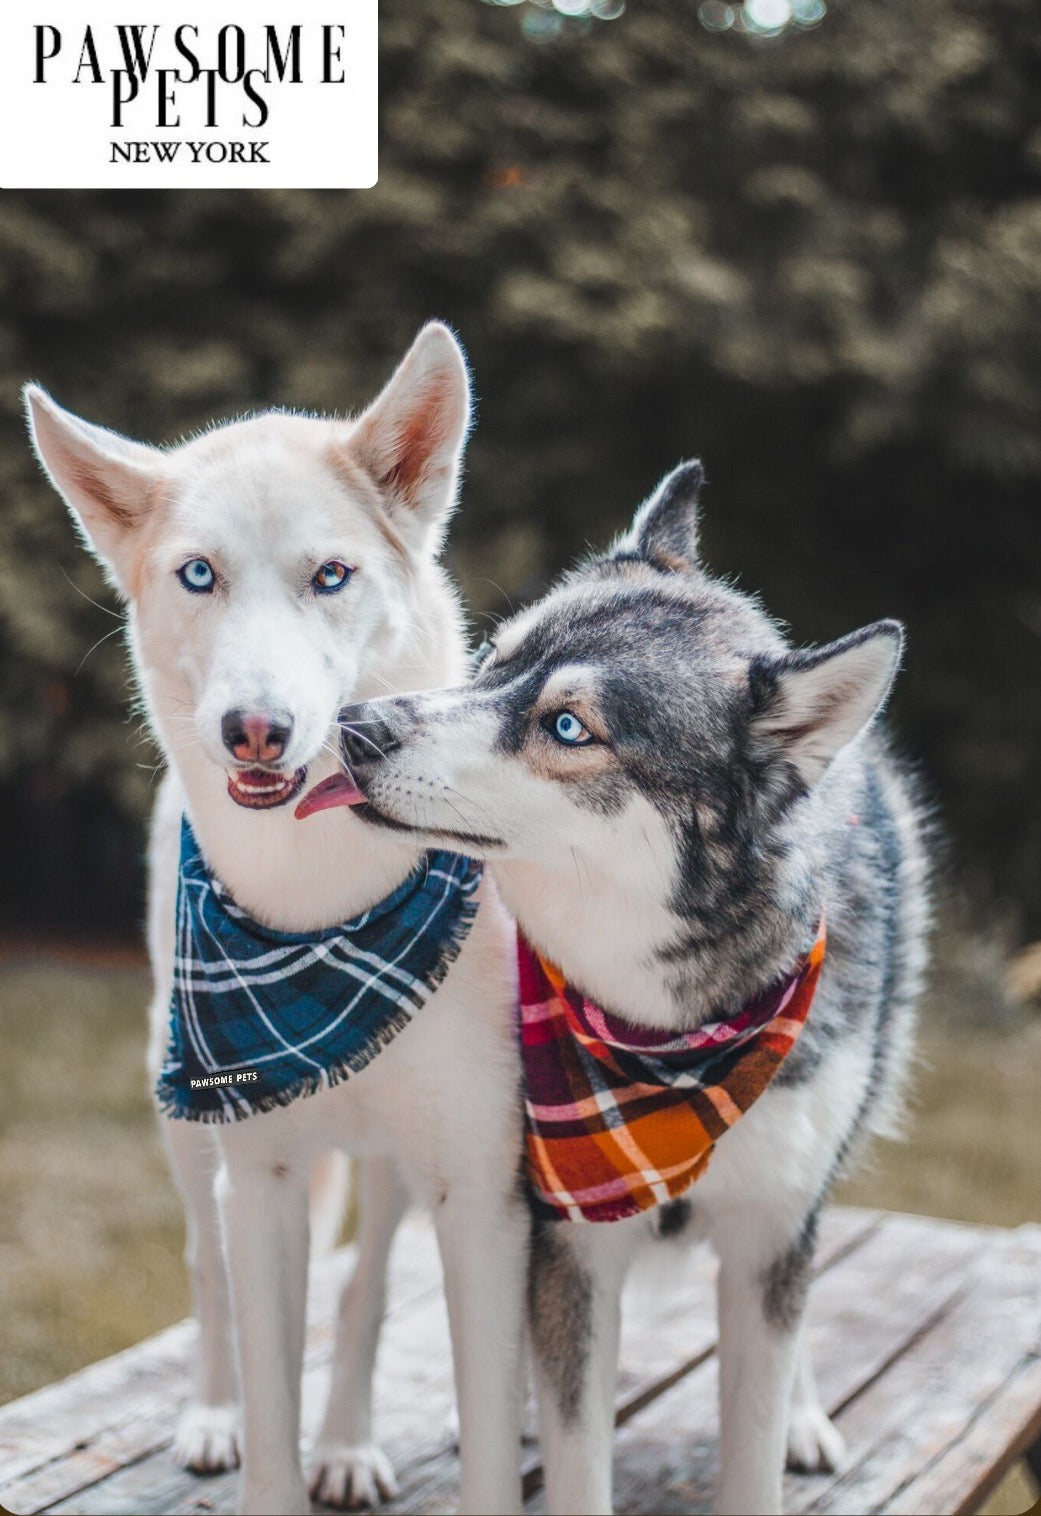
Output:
top-left (519, 921), bottom-right (826, 1222)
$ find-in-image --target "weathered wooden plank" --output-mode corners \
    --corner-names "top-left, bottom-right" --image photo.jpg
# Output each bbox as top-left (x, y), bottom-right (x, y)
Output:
top-left (44, 1265), bottom-right (460, 1516)
top-left (400, 1212), bottom-right (903, 1516)
top-left (380, 1206), bottom-right (878, 1516)
top-left (0, 1212), bottom-right (440, 1472)
top-left (613, 1206), bottom-right (883, 1422)
top-left (793, 1211), bottom-right (985, 1428)
top-left (589, 1210), bottom-right (987, 1516)
top-left (26, 1209), bottom-right (882, 1516)
top-left (914, 1355), bottom-right (1041, 1515)
top-left (789, 1224), bottom-right (1041, 1516)
top-left (876, 1227), bottom-right (1041, 1516)
top-left (0, 1325), bottom-right (196, 1496)
top-left (390, 1210), bottom-right (898, 1515)
top-left (0, 1217), bottom-right (444, 1516)
top-left (7, 1208), bottom-right (1037, 1516)
top-left (608, 1356), bottom-right (721, 1516)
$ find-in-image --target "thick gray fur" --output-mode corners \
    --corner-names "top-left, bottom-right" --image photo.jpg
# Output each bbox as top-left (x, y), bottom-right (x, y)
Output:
top-left (337, 458), bottom-right (932, 1504)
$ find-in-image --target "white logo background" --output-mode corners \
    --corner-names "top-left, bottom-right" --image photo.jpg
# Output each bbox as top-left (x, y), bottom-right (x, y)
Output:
top-left (0, 1), bottom-right (377, 189)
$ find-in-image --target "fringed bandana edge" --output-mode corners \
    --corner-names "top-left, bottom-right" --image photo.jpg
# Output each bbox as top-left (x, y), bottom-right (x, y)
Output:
top-left (157, 818), bottom-right (483, 1123)
top-left (519, 920), bottom-right (826, 1222)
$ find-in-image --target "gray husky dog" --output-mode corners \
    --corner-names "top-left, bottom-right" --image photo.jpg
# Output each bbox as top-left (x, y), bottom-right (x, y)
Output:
top-left (301, 461), bottom-right (930, 1515)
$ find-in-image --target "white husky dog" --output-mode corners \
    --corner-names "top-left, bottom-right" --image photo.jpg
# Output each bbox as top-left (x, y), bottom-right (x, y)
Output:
top-left (25, 325), bottom-right (528, 1516)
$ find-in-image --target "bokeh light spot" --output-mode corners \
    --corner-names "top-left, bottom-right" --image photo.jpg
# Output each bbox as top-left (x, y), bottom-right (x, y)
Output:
top-left (698, 1), bottom-right (735, 30)
top-left (744, 0), bottom-right (793, 31)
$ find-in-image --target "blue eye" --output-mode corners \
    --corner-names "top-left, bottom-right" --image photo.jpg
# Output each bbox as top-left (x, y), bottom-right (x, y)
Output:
top-left (550, 711), bottom-right (593, 746)
top-left (177, 558), bottom-right (215, 593)
top-left (313, 561), bottom-right (353, 594)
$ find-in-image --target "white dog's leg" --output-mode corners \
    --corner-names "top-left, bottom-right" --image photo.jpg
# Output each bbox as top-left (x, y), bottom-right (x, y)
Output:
top-left (785, 1339), bottom-right (845, 1474)
top-left (714, 1210), bottom-right (816, 1516)
top-left (148, 781), bottom-right (241, 1473)
top-left (530, 1224), bottom-right (633, 1516)
top-left (163, 1118), bottom-right (242, 1474)
top-left (309, 1156), bottom-right (409, 1509)
top-left (216, 1141), bottom-right (311, 1516)
top-left (434, 1192), bottom-right (529, 1516)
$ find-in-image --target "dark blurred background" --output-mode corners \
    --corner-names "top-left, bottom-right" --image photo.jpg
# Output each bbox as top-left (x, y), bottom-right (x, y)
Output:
top-left (1, 0), bottom-right (1040, 947)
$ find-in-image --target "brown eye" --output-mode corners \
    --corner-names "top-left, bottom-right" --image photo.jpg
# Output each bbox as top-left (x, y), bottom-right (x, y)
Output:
top-left (313, 561), bottom-right (353, 594)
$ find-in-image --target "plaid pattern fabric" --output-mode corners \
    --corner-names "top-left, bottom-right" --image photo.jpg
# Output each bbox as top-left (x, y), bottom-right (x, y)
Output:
top-left (519, 921), bottom-right (826, 1222)
top-left (157, 818), bottom-right (482, 1123)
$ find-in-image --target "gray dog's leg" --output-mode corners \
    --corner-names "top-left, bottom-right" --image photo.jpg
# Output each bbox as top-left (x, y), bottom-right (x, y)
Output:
top-left (715, 1207), bottom-right (819, 1515)
top-left (530, 1221), bottom-right (636, 1516)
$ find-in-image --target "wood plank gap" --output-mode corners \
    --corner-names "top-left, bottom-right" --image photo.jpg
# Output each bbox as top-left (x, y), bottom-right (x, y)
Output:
top-left (33, 1440), bottom-right (167, 1516)
top-left (793, 1230), bottom-right (1041, 1516)
top-left (829, 1279), bottom-right (972, 1420)
top-left (813, 1211), bottom-right (887, 1273)
top-left (873, 1358), bottom-right (1030, 1514)
top-left (893, 1354), bottom-right (1041, 1516)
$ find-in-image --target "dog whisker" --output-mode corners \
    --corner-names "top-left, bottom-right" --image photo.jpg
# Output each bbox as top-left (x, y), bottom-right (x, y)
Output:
top-left (341, 722), bottom-right (393, 762)
top-left (74, 624), bottom-right (125, 676)
top-left (442, 785), bottom-right (484, 822)
top-left (60, 566), bottom-right (124, 621)
top-left (476, 580), bottom-right (517, 617)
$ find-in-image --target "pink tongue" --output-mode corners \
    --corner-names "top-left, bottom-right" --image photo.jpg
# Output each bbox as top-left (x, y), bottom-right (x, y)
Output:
top-left (295, 772), bottom-right (367, 819)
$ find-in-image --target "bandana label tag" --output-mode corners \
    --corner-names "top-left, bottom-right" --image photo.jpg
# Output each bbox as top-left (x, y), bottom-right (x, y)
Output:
top-left (157, 818), bottom-right (482, 1124)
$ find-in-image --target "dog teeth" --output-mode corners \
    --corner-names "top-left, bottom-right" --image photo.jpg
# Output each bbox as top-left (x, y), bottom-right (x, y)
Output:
top-left (227, 766), bottom-right (306, 808)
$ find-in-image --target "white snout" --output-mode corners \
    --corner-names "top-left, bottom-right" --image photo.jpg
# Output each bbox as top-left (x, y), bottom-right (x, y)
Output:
top-left (194, 612), bottom-right (354, 775)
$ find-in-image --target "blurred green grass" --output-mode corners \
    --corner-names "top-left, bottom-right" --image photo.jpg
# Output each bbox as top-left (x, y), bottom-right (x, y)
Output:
top-left (1, 950), bottom-right (1039, 1512)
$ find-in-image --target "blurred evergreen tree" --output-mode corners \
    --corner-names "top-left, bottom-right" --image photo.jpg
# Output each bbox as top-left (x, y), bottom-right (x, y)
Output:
top-left (1, 0), bottom-right (1039, 933)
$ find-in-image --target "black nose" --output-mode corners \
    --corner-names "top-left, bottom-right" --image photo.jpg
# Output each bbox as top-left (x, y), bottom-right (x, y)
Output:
top-left (221, 709), bottom-right (293, 764)
top-left (338, 703), bottom-right (402, 769)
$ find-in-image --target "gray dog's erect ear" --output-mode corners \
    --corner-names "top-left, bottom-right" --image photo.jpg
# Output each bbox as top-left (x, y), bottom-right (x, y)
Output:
top-left (749, 620), bottom-right (904, 786)
top-left (347, 322), bottom-right (472, 556)
top-left (24, 385), bottom-right (168, 595)
top-left (624, 460), bottom-right (704, 573)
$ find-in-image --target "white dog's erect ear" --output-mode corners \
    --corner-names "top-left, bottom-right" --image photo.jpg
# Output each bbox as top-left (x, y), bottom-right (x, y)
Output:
top-left (750, 620), bottom-right (904, 787)
top-left (624, 460), bottom-right (704, 573)
top-left (24, 386), bottom-right (168, 593)
top-left (348, 323), bottom-right (472, 554)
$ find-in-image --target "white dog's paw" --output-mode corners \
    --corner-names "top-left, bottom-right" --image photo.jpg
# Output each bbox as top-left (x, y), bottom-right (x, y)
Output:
top-left (309, 1443), bottom-right (399, 1510)
top-left (173, 1401), bottom-right (241, 1474)
top-left (786, 1401), bottom-right (847, 1473)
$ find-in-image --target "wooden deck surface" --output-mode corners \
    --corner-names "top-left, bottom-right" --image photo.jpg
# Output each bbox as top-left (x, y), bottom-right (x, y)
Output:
top-left (2, 1207), bottom-right (1040, 1516)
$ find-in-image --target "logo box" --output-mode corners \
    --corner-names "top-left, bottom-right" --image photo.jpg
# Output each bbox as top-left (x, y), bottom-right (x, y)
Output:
top-left (0, 1), bottom-right (378, 189)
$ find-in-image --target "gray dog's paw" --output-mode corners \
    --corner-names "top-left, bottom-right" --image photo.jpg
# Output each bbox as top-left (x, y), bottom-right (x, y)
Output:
top-left (786, 1401), bottom-right (847, 1473)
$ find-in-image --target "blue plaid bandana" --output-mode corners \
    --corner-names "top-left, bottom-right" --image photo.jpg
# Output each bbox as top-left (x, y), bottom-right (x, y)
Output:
top-left (157, 818), bottom-right (483, 1123)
